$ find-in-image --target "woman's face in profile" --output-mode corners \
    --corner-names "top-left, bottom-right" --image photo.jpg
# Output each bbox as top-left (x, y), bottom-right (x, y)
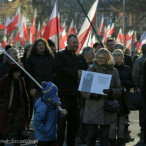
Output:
top-left (96, 53), bottom-right (107, 65)
top-left (36, 41), bottom-right (46, 53)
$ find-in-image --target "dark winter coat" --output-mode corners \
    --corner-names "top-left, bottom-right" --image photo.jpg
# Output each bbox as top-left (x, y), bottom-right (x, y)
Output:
top-left (124, 54), bottom-right (133, 69)
top-left (0, 62), bottom-right (9, 78)
top-left (54, 48), bottom-right (88, 96)
top-left (114, 63), bottom-right (134, 115)
top-left (0, 70), bottom-right (30, 134)
top-left (25, 52), bottom-right (55, 91)
top-left (143, 59), bottom-right (146, 99)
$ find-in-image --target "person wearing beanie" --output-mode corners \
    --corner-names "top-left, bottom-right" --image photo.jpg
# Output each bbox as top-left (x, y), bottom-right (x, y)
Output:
top-left (34, 81), bottom-right (67, 146)
top-left (0, 63), bottom-right (30, 143)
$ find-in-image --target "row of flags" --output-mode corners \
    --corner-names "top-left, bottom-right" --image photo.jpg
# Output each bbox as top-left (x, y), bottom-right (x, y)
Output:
top-left (0, 0), bottom-right (145, 53)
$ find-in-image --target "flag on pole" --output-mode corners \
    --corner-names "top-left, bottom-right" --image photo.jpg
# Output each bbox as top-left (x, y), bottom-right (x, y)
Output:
top-left (37, 22), bottom-right (41, 38)
top-left (0, 23), bottom-right (6, 29)
top-left (77, 0), bottom-right (99, 53)
top-left (8, 33), bottom-right (14, 45)
top-left (102, 26), bottom-right (107, 43)
top-left (67, 20), bottom-right (74, 36)
top-left (41, 21), bottom-right (46, 36)
top-left (116, 28), bottom-right (123, 43)
top-left (108, 23), bottom-right (115, 36)
top-left (133, 31), bottom-right (137, 43)
top-left (30, 8), bottom-right (37, 43)
top-left (43, 0), bottom-right (58, 40)
top-left (98, 17), bottom-right (104, 34)
top-left (6, 7), bottom-right (21, 35)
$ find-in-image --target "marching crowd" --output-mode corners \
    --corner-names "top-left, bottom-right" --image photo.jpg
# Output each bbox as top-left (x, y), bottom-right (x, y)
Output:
top-left (0, 34), bottom-right (146, 146)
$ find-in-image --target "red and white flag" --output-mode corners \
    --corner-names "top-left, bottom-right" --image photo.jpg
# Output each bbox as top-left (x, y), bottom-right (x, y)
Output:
top-left (37, 22), bottom-right (41, 39)
top-left (116, 28), bottom-right (123, 43)
top-left (30, 8), bottom-right (37, 43)
top-left (67, 20), bottom-right (74, 36)
top-left (98, 17), bottom-right (104, 34)
top-left (108, 23), bottom-right (115, 36)
top-left (41, 21), bottom-right (46, 36)
top-left (133, 31), bottom-right (137, 43)
top-left (77, 0), bottom-right (99, 53)
top-left (43, 0), bottom-right (58, 40)
top-left (2, 33), bottom-right (7, 48)
top-left (59, 22), bottom-right (67, 49)
top-left (137, 32), bottom-right (146, 52)
top-left (8, 32), bottom-right (14, 45)
top-left (6, 7), bottom-right (21, 35)
top-left (73, 24), bottom-right (77, 35)
top-left (102, 26), bottom-right (107, 43)
top-left (0, 23), bottom-right (6, 29)
top-left (125, 30), bottom-right (133, 48)
top-left (91, 35), bottom-right (96, 47)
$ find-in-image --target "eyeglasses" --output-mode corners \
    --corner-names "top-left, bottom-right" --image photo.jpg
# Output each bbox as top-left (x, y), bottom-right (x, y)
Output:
top-left (112, 54), bottom-right (121, 57)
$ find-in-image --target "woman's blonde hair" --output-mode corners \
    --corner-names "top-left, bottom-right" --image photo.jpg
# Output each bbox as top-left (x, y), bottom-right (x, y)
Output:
top-left (113, 49), bottom-right (124, 58)
top-left (95, 48), bottom-right (113, 64)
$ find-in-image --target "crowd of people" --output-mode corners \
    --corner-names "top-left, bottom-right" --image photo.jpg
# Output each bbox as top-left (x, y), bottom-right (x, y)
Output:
top-left (0, 34), bottom-right (146, 146)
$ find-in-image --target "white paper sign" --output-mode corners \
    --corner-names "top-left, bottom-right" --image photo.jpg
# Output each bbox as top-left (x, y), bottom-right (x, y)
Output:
top-left (78, 71), bottom-right (112, 95)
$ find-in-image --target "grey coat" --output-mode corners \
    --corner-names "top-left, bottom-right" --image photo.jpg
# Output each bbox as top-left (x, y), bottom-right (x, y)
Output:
top-left (83, 62), bottom-right (121, 125)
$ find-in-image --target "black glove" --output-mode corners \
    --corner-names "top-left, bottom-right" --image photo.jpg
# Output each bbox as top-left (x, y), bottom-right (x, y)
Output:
top-left (103, 89), bottom-right (113, 96)
top-left (89, 93), bottom-right (101, 100)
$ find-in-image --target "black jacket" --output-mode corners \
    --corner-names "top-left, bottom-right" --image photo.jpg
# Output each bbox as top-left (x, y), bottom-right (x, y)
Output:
top-left (25, 52), bottom-right (55, 91)
top-left (124, 54), bottom-right (133, 69)
top-left (0, 62), bottom-right (9, 78)
top-left (54, 48), bottom-right (87, 95)
top-left (115, 63), bottom-right (134, 115)
top-left (143, 59), bottom-right (146, 99)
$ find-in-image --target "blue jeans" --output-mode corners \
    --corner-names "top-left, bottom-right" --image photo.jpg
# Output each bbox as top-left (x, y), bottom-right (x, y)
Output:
top-left (86, 124), bottom-right (110, 146)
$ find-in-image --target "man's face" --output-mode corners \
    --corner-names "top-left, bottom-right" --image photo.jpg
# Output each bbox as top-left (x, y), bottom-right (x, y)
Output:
top-left (67, 37), bottom-right (79, 53)
top-left (107, 41), bottom-right (115, 53)
top-left (9, 50), bottom-right (18, 62)
top-left (12, 71), bottom-right (21, 79)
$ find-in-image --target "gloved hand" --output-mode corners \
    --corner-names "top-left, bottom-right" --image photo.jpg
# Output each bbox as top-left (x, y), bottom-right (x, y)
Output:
top-left (89, 93), bottom-right (101, 100)
top-left (103, 89), bottom-right (113, 96)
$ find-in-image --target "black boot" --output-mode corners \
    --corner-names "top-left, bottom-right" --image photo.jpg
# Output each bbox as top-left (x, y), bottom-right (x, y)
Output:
top-left (110, 138), bottom-right (117, 146)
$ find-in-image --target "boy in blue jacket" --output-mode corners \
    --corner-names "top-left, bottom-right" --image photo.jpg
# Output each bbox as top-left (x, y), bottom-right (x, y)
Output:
top-left (34, 81), bottom-right (67, 146)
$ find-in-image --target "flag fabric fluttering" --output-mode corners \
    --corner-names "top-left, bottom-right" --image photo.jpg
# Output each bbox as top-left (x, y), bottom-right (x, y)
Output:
top-left (116, 28), bottom-right (123, 43)
top-left (67, 20), bottom-right (74, 36)
top-left (6, 7), bottom-right (21, 35)
top-left (30, 8), bottom-right (37, 43)
top-left (43, 0), bottom-right (58, 40)
top-left (133, 31), bottom-right (137, 43)
top-left (0, 23), bottom-right (6, 29)
top-left (77, 0), bottom-right (99, 53)
top-left (37, 22), bottom-right (41, 39)
top-left (98, 17), bottom-right (104, 34)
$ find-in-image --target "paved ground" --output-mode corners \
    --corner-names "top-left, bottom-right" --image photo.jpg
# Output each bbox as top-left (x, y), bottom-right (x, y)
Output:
top-left (5, 111), bottom-right (145, 146)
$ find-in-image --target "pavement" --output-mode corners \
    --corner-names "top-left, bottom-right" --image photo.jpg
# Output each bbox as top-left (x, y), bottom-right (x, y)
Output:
top-left (5, 111), bottom-right (145, 146)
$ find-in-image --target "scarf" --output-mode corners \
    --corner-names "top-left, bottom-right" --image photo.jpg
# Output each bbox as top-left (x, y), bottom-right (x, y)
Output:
top-left (92, 60), bottom-right (115, 74)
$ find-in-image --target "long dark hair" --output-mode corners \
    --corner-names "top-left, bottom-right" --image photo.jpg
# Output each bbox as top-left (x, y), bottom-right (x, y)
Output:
top-left (27, 38), bottom-right (53, 58)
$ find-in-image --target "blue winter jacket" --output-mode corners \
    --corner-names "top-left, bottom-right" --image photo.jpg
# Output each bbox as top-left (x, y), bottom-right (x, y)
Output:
top-left (34, 97), bottom-right (60, 141)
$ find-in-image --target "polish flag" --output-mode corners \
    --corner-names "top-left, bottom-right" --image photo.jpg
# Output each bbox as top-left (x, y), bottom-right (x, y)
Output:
top-left (59, 22), bottom-right (67, 49)
top-left (43, 0), bottom-right (58, 40)
top-left (108, 23), bottom-right (115, 36)
top-left (77, 0), bottom-right (99, 53)
top-left (67, 20), bottom-right (74, 36)
top-left (116, 28), bottom-right (123, 43)
top-left (37, 22), bottom-right (41, 38)
top-left (0, 23), bottom-right (6, 29)
top-left (102, 26), bottom-right (107, 43)
top-left (98, 17), bottom-right (104, 34)
top-left (133, 31), bottom-right (137, 43)
top-left (91, 35), bottom-right (96, 47)
top-left (30, 8), bottom-right (37, 43)
top-left (125, 30), bottom-right (133, 48)
top-left (6, 7), bottom-right (21, 35)
top-left (137, 32), bottom-right (146, 52)
top-left (73, 24), bottom-right (77, 35)
top-left (8, 33), bottom-right (14, 45)
top-left (106, 24), bottom-right (111, 38)
top-left (41, 21), bottom-right (46, 36)
top-left (2, 33), bottom-right (7, 48)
